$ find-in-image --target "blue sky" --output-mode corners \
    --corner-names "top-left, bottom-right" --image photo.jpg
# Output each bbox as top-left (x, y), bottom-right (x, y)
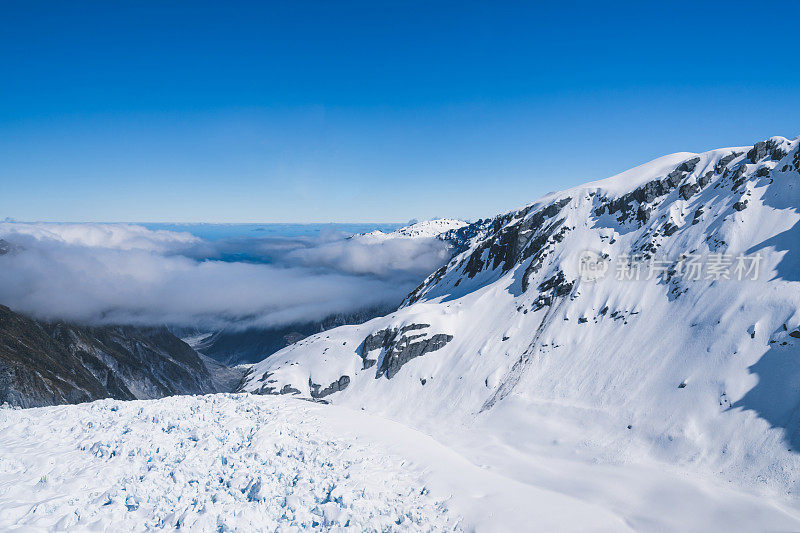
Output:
top-left (1, 1), bottom-right (798, 223)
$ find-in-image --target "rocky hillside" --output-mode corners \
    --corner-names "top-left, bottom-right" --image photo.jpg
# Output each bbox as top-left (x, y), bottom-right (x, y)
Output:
top-left (240, 136), bottom-right (800, 494)
top-left (0, 305), bottom-right (218, 407)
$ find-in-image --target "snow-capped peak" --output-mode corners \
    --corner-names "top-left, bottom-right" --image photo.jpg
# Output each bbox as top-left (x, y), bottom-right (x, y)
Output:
top-left (357, 218), bottom-right (467, 241)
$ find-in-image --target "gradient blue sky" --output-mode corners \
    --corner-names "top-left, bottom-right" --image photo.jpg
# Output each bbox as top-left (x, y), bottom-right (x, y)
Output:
top-left (1, 1), bottom-right (798, 223)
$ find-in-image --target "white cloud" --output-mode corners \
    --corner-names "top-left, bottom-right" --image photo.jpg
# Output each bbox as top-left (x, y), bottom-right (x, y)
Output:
top-left (0, 223), bottom-right (450, 329)
top-left (0, 222), bottom-right (200, 252)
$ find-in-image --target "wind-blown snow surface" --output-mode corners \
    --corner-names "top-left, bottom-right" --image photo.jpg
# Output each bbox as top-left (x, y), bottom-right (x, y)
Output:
top-left (240, 136), bottom-right (800, 528)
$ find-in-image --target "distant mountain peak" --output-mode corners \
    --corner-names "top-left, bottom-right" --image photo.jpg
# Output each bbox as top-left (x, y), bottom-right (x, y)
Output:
top-left (357, 218), bottom-right (467, 240)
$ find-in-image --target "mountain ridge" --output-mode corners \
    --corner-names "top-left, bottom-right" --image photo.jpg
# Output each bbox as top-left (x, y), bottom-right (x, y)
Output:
top-left (241, 135), bottom-right (800, 494)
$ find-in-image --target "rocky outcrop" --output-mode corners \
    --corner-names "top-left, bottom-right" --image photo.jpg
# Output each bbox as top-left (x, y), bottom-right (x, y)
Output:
top-left (405, 198), bottom-right (572, 304)
top-left (361, 324), bottom-right (453, 379)
top-left (733, 199), bottom-right (749, 211)
top-left (748, 139), bottom-right (787, 163)
top-left (309, 375), bottom-right (351, 399)
top-left (595, 157), bottom-right (707, 224)
top-left (0, 305), bottom-right (217, 408)
top-left (532, 270), bottom-right (574, 311)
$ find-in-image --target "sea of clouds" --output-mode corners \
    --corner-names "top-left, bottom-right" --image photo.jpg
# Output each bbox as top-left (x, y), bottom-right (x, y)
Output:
top-left (0, 222), bottom-right (452, 329)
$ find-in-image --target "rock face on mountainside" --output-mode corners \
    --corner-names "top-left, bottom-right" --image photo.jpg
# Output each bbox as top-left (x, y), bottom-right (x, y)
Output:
top-left (361, 324), bottom-right (453, 379)
top-left (241, 136), bottom-right (800, 493)
top-left (0, 305), bottom-right (217, 408)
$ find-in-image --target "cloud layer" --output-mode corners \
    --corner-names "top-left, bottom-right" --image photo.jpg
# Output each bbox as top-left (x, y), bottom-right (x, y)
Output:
top-left (0, 223), bottom-right (452, 329)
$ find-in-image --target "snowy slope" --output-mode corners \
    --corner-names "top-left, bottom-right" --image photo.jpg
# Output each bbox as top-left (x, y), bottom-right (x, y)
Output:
top-left (5, 394), bottom-right (800, 532)
top-left (242, 136), bottom-right (800, 503)
top-left (0, 394), bottom-right (644, 532)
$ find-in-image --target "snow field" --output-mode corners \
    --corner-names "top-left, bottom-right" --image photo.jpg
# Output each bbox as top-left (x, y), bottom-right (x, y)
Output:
top-left (0, 394), bottom-right (456, 532)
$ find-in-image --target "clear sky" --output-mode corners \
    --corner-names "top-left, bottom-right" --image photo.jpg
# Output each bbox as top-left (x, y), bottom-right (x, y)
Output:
top-left (1, 1), bottom-right (798, 223)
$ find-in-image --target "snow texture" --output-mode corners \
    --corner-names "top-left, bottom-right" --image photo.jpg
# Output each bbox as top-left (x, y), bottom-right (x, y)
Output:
top-left (0, 395), bottom-right (457, 532)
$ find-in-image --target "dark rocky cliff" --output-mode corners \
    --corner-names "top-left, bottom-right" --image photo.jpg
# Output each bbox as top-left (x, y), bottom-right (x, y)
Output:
top-left (0, 305), bottom-right (217, 408)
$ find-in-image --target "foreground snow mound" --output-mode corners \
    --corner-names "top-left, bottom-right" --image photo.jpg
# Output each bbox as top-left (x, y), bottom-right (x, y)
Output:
top-left (242, 136), bottom-right (800, 495)
top-left (0, 395), bottom-right (455, 532)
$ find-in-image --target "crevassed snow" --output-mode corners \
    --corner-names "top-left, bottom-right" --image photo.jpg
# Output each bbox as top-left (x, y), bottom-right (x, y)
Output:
top-left (0, 394), bottom-right (643, 532)
top-left (0, 395), bottom-right (458, 532)
top-left (3, 394), bottom-right (799, 532)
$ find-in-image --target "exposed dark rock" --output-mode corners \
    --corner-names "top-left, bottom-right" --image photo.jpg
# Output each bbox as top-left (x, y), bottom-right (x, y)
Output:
top-left (309, 375), bottom-right (350, 399)
top-left (461, 198), bottom-right (571, 280)
top-left (715, 152), bottom-right (742, 173)
top-left (666, 169), bottom-right (685, 188)
top-left (532, 270), bottom-right (574, 311)
top-left (748, 141), bottom-right (769, 162)
top-left (730, 165), bottom-right (749, 191)
top-left (770, 147), bottom-right (787, 160)
top-left (748, 140), bottom-right (785, 163)
top-left (361, 324), bottom-right (453, 379)
top-left (0, 305), bottom-right (216, 408)
top-left (520, 223), bottom-right (571, 292)
top-left (663, 222), bottom-right (679, 236)
top-left (755, 166), bottom-right (770, 177)
top-left (676, 157), bottom-right (701, 173)
top-left (595, 163), bottom-right (696, 224)
top-left (679, 182), bottom-right (700, 200)
top-left (252, 371), bottom-right (301, 395)
top-left (733, 199), bottom-right (749, 211)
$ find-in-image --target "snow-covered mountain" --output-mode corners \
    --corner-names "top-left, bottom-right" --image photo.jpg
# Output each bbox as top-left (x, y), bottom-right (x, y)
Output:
top-left (242, 136), bottom-right (800, 496)
top-left (358, 218), bottom-right (467, 240)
